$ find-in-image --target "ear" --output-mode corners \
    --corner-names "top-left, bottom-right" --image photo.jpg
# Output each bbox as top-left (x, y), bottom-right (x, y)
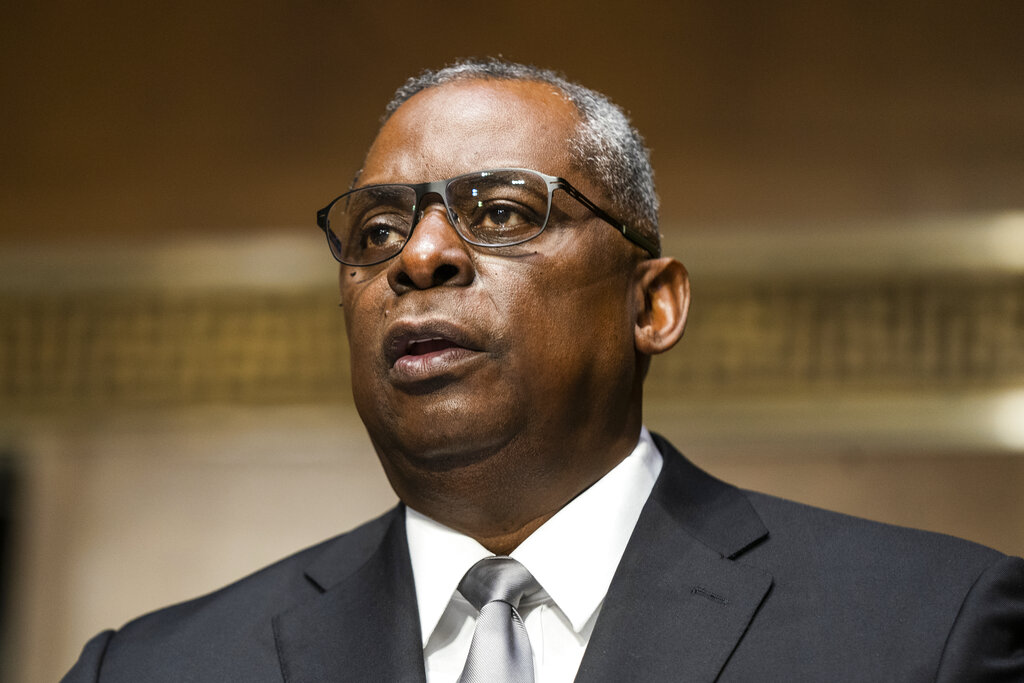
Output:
top-left (633, 257), bottom-right (690, 355)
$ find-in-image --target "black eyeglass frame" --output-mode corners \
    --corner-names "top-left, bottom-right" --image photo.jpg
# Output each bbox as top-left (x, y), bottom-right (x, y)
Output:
top-left (316, 168), bottom-right (660, 266)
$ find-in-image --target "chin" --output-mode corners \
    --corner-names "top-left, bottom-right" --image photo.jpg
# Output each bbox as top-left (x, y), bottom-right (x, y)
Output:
top-left (371, 416), bottom-right (520, 475)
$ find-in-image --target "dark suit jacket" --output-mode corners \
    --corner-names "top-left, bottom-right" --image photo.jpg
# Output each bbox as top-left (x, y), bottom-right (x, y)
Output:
top-left (63, 435), bottom-right (1024, 682)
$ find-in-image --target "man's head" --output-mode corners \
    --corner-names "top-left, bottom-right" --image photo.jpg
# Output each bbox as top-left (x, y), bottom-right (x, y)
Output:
top-left (332, 59), bottom-right (689, 551)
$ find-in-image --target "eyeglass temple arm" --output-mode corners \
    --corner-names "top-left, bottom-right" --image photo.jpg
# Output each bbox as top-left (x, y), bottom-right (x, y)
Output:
top-left (557, 182), bottom-right (661, 258)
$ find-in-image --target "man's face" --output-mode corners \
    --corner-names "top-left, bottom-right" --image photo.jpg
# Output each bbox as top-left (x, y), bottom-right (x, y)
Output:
top-left (340, 79), bottom-right (644, 499)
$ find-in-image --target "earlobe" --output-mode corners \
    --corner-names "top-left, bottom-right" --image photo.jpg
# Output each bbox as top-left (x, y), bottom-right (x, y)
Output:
top-left (634, 258), bottom-right (690, 355)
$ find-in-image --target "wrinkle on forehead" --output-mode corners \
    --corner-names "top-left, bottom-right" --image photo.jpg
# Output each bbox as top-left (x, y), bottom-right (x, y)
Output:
top-left (360, 79), bottom-right (581, 186)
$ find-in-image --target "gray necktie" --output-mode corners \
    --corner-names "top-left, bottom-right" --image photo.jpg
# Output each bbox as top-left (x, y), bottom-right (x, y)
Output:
top-left (457, 556), bottom-right (540, 683)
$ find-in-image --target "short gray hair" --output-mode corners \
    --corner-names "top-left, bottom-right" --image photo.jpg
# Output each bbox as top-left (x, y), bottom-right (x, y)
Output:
top-left (382, 57), bottom-right (660, 246)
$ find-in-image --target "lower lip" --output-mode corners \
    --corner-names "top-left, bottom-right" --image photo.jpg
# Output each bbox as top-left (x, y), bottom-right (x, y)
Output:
top-left (390, 346), bottom-right (481, 384)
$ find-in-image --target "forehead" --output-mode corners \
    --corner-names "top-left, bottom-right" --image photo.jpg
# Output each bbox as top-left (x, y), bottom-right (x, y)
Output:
top-left (360, 79), bottom-right (580, 186)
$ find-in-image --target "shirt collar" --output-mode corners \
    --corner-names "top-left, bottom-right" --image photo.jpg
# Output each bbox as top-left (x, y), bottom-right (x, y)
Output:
top-left (405, 428), bottom-right (662, 644)
top-left (406, 507), bottom-right (492, 647)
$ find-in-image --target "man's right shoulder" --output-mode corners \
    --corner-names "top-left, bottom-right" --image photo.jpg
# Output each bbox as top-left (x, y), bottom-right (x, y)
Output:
top-left (60, 505), bottom-right (402, 683)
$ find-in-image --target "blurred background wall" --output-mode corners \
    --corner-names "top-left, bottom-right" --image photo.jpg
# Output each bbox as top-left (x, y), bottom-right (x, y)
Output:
top-left (1, 2), bottom-right (1022, 681)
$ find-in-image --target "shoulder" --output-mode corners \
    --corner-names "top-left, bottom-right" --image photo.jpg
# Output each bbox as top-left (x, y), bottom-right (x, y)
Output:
top-left (741, 487), bottom-right (1009, 574)
top-left (730, 490), bottom-right (1024, 679)
top-left (61, 507), bottom-right (401, 683)
top-left (114, 505), bottom-right (398, 639)
top-left (651, 433), bottom-right (1012, 579)
top-left (736, 487), bottom-right (1020, 614)
top-left (648, 437), bottom-right (1024, 678)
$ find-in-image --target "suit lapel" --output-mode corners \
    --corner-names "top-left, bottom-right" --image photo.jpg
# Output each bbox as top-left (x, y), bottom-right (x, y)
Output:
top-left (576, 436), bottom-right (773, 683)
top-left (272, 507), bottom-right (426, 683)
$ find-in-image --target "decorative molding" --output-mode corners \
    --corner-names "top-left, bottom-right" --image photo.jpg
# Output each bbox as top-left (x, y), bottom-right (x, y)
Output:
top-left (3, 275), bottom-right (1021, 412)
top-left (649, 276), bottom-right (1024, 398)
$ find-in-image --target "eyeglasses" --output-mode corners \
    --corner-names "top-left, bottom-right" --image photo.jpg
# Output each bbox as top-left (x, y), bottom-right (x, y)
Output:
top-left (316, 168), bottom-right (660, 266)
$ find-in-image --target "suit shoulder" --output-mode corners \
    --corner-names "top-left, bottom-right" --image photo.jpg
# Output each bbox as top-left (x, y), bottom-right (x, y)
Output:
top-left (70, 507), bottom-right (401, 682)
top-left (125, 506), bottom-right (397, 629)
top-left (724, 490), bottom-right (1024, 679)
top-left (740, 488), bottom-right (1010, 579)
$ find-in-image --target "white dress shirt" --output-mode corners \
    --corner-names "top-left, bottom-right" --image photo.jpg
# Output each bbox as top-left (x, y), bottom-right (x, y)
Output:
top-left (405, 428), bottom-right (663, 683)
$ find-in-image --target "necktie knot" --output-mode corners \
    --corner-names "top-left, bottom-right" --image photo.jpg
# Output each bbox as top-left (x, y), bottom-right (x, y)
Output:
top-left (456, 556), bottom-right (539, 683)
top-left (458, 556), bottom-right (539, 612)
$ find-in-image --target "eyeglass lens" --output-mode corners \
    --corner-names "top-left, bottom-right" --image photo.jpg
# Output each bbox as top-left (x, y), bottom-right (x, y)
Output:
top-left (325, 170), bottom-right (552, 266)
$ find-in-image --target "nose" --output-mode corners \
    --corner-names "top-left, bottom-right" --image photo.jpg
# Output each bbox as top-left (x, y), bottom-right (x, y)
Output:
top-left (387, 201), bottom-right (475, 292)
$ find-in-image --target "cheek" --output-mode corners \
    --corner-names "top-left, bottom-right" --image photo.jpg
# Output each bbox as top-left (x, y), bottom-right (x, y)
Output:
top-left (340, 279), bottom-right (398, 434)
top-left (500, 263), bottom-right (633, 378)
top-left (340, 277), bottom-right (390, 367)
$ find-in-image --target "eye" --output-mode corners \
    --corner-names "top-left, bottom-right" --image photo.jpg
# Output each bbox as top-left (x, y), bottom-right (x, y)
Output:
top-left (469, 201), bottom-right (542, 243)
top-left (484, 205), bottom-right (525, 227)
top-left (351, 213), bottom-right (409, 257)
top-left (363, 224), bottom-right (394, 247)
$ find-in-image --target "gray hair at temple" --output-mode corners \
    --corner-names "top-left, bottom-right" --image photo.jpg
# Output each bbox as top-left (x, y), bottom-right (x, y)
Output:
top-left (383, 57), bottom-right (660, 247)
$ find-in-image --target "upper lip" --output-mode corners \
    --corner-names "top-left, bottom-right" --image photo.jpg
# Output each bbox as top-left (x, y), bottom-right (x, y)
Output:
top-left (384, 319), bottom-right (482, 365)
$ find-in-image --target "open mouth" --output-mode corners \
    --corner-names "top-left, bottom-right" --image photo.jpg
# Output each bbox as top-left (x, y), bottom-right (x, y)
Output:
top-left (384, 323), bottom-right (484, 384)
top-left (403, 337), bottom-right (462, 357)
top-left (383, 321), bottom-right (486, 385)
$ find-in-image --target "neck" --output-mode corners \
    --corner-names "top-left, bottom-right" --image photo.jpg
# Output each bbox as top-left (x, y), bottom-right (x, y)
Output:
top-left (384, 423), bottom-right (642, 554)
top-left (466, 511), bottom-right (558, 556)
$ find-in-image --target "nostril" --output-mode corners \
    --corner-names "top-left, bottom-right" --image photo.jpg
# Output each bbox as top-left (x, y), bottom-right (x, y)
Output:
top-left (395, 271), bottom-right (415, 289)
top-left (432, 264), bottom-right (459, 286)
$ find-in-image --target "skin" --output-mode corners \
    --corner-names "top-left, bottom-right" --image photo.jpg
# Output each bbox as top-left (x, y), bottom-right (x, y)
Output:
top-left (340, 79), bottom-right (690, 554)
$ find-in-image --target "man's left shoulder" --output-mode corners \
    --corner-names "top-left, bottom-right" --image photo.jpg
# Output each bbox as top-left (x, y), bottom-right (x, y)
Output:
top-left (722, 489), bottom-right (1024, 679)
top-left (741, 487), bottom-right (1017, 575)
top-left (737, 488), bottom-right (1024, 643)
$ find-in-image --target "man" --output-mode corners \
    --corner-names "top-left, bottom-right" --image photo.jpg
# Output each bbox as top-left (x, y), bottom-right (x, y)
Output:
top-left (64, 59), bottom-right (1023, 682)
